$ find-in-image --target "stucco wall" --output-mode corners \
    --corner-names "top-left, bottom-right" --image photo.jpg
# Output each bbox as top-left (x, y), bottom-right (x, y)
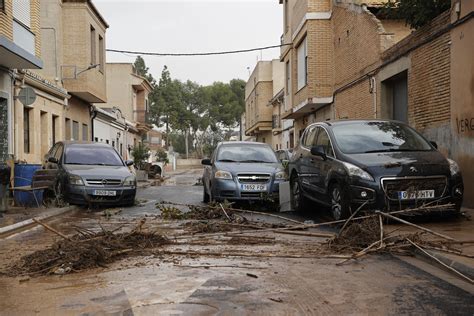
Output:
top-left (102, 63), bottom-right (134, 121)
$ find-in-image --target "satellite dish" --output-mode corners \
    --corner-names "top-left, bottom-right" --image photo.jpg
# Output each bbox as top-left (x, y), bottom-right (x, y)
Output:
top-left (17, 87), bottom-right (36, 106)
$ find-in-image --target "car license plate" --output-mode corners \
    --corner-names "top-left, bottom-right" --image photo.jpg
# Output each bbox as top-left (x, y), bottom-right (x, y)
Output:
top-left (398, 190), bottom-right (434, 200)
top-left (93, 190), bottom-right (117, 196)
top-left (241, 184), bottom-right (267, 192)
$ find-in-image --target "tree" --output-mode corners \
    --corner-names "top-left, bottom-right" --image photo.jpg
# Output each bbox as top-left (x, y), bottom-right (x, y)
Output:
top-left (382, 0), bottom-right (451, 29)
top-left (133, 56), bottom-right (155, 84)
top-left (131, 143), bottom-right (150, 170)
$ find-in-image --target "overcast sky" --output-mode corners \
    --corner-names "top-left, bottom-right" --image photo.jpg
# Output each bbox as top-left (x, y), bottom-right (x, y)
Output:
top-left (94, 0), bottom-right (283, 85)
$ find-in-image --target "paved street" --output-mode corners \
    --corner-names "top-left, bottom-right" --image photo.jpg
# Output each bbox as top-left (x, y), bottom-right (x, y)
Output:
top-left (0, 169), bottom-right (473, 315)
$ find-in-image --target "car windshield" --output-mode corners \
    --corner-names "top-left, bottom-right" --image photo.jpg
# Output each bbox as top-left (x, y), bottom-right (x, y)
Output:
top-left (217, 144), bottom-right (278, 163)
top-left (64, 146), bottom-right (124, 166)
top-left (332, 122), bottom-right (433, 154)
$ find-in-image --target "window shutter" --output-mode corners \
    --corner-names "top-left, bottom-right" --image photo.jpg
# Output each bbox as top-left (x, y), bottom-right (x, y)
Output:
top-left (13, 0), bottom-right (31, 28)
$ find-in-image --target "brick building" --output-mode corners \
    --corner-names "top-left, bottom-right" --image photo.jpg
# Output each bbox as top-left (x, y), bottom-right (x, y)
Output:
top-left (278, 0), bottom-right (473, 207)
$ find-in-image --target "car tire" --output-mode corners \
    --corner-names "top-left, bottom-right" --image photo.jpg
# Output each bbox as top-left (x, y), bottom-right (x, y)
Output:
top-left (329, 183), bottom-right (350, 220)
top-left (203, 185), bottom-right (210, 203)
top-left (290, 175), bottom-right (306, 213)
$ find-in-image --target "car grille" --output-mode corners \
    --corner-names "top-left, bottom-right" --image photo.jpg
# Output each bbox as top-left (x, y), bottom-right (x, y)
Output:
top-left (241, 192), bottom-right (265, 198)
top-left (381, 176), bottom-right (447, 201)
top-left (237, 173), bottom-right (271, 184)
top-left (85, 179), bottom-right (122, 187)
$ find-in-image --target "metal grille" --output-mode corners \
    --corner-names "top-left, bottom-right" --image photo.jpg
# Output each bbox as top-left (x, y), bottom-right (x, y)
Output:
top-left (237, 173), bottom-right (271, 184)
top-left (381, 176), bottom-right (447, 201)
top-left (241, 192), bottom-right (264, 198)
top-left (86, 179), bottom-right (122, 187)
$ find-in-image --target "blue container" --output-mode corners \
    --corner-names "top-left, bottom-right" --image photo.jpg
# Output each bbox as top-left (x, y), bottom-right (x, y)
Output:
top-left (14, 164), bottom-right (43, 207)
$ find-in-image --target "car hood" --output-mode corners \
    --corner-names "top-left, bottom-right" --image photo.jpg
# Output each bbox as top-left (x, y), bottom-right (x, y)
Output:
top-left (345, 151), bottom-right (450, 177)
top-left (64, 165), bottom-right (133, 179)
top-left (214, 162), bottom-right (283, 175)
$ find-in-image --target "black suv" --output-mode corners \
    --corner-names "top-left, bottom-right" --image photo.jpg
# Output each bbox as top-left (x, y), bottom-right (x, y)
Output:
top-left (289, 120), bottom-right (464, 220)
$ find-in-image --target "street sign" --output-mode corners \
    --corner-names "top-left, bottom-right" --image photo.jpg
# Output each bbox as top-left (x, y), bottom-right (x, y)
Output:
top-left (17, 87), bottom-right (36, 106)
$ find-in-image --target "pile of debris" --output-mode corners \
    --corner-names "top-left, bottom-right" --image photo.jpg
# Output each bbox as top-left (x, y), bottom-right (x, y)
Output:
top-left (8, 220), bottom-right (168, 276)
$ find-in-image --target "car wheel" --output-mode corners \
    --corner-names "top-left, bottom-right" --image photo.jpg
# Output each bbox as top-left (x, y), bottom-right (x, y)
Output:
top-left (290, 175), bottom-right (306, 213)
top-left (329, 183), bottom-right (350, 220)
top-left (203, 185), bottom-right (210, 203)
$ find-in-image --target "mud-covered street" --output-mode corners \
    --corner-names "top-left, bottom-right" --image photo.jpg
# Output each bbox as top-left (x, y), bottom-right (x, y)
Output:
top-left (0, 169), bottom-right (473, 315)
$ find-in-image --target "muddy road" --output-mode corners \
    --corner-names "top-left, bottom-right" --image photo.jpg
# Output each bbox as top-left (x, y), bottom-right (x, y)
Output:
top-left (0, 169), bottom-right (473, 315)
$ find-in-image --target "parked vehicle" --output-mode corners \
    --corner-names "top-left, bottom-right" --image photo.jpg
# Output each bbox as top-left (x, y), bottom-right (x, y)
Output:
top-left (201, 141), bottom-right (286, 203)
top-left (43, 141), bottom-right (137, 207)
top-left (289, 120), bottom-right (464, 220)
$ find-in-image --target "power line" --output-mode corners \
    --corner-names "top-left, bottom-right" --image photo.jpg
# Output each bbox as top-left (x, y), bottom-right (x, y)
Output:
top-left (106, 43), bottom-right (291, 57)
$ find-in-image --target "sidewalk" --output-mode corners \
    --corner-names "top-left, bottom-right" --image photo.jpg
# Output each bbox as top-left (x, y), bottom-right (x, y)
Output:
top-left (0, 205), bottom-right (76, 236)
top-left (392, 207), bottom-right (474, 279)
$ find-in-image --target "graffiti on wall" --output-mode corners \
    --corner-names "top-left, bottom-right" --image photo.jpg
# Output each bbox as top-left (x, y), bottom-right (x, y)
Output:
top-left (455, 117), bottom-right (474, 134)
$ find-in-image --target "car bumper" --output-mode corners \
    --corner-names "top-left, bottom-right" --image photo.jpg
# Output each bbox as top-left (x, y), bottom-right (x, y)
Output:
top-left (212, 178), bottom-right (282, 202)
top-left (345, 176), bottom-right (463, 212)
top-left (64, 185), bottom-right (136, 206)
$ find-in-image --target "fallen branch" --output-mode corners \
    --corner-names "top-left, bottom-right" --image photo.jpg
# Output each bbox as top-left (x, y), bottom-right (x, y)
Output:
top-left (219, 203), bottom-right (231, 221)
top-left (378, 214), bottom-right (384, 249)
top-left (274, 230), bottom-right (334, 238)
top-left (376, 211), bottom-right (456, 241)
top-left (174, 264), bottom-right (267, 269)
top-left (32, 218), bottom-right (71, 241)
top-left (406, 239), bottom-right (473, 284)
top-left (229, 208), bottom-right (303, 225)
top-left (337, 201), bottom-right (368, 238)
top-left (336, 240), bottom-right (383, 265)
top-left (157, 250), bottom-right (352, 260)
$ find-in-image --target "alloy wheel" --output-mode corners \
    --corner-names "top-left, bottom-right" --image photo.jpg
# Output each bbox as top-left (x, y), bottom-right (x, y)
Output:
top-left (331, 187), bottom-right (342, 220)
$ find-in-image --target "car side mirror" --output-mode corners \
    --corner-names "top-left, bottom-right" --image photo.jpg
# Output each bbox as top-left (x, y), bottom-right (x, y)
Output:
top-left (125, 160), bottom-right (134, 166)
top-left (201, 158), bottom-right (212, 166)
top-left (310, 146), bottom-right (327, 160)
top-left (430, 141), bottom-right (438, 149)
top-left (48, 157), bottom-right (58, 164)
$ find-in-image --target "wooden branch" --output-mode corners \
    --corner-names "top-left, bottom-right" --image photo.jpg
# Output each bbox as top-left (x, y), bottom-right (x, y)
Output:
top-left (406, 239), bottom-right (473, 284)
top-left (157, 250), bottom-right (352, 260)
top-left (230, 208), bottom-right (303, 225)
top-left (336, 240), bottom-right (383, 265)
top-left (376, 211), bottom-right (456, 241)
top-left (274, 230), bottom-right (334, 238)
top-left (337, 201), bottom-right (368, 238)
top-left (33, 218), bottom-right (71, 241)
top-left (378, 214), bottom-right (384, 248)
top-left (219, 203), bottom-right (231, 221)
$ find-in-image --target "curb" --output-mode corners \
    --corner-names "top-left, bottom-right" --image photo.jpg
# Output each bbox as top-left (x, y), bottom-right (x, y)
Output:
top-left (0, 206), bottom-right (77, 238)
top-left (413, 248), bottom-right (474, 280)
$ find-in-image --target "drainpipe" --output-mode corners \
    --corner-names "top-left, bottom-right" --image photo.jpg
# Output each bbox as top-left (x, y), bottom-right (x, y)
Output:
top-left (90, 106), bottom-right (98, 142)
top-left (370, 76), bottom-right (377, 119)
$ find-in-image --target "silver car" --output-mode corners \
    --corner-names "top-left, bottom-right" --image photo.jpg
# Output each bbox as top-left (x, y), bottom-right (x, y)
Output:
top-left (201, 142), bottom-right (286, 203)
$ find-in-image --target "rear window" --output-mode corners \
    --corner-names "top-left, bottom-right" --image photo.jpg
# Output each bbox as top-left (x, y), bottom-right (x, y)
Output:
top-left (64, 146), bottom-right (124, 166)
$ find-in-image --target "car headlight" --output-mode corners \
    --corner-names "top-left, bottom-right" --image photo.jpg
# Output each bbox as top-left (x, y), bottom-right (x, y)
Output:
top-left (342, 162), bottom-right (374, 181)
top-left (124, 176), bottom-right (136, 187)
top-left (275, 171), bottom-right (287, 180)
top-left (447, 159), bottom-right (460, 176)
top-left (215, 170), bottom-right (232, 180)
top-left (68, 174), bottom-right (84, 186)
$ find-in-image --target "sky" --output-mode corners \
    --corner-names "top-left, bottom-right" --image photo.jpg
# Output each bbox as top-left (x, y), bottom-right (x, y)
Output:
top-left (94, 0), bottom-right (283, 85)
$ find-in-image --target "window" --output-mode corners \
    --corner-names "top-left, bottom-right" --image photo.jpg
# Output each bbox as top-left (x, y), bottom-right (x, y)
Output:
top-left (23, 107), bottom-right (31, 153)
top-left (52, 115), bottom-right (58, 145)
top-left (1, 0), bottom-right (5, 12)
top-left (297, 37), bottom-right (307, 90)
top-left (315, 128), bottom-right (334, 158)
top-left (94, 137), bottom-right (98, 142)
top-left (54, 145), bottom-right (63, 161)
top-left (90, 26), bottom-right (96, 65)
top-left (82, 124), bottom-right (88, 141)
top-left (12, 0), bottom-right (30, 28)
top-left (65, 118), bottom-right (71, 140)
top-left (286, 61), bottom-right (291, 96)
top-left (302, 125), bottom-right (317, 148)
top-left (72, 121), bottom-right (79, 140)
top-left (99, 35), bottom-right (104, 72)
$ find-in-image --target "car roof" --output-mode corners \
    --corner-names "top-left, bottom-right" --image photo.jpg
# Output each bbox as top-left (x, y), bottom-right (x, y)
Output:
top-left (218, 141), bottom-right (271, 146)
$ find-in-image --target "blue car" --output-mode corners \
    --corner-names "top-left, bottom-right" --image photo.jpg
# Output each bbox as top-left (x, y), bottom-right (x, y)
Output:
top-left (201, 142), bottom-right (286, 203)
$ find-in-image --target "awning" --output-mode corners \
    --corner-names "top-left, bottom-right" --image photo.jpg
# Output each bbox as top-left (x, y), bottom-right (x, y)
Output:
top-left (0, 36), bottom-right (42, 69)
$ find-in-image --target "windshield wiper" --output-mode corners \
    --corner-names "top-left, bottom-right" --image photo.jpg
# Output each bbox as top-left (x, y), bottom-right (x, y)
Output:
top-left (217, 159), bottom-right (237, 162)
top-left (363, 149), bottom-right (427, 153)
top-left (240, 160), bottom-right (269, 163)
